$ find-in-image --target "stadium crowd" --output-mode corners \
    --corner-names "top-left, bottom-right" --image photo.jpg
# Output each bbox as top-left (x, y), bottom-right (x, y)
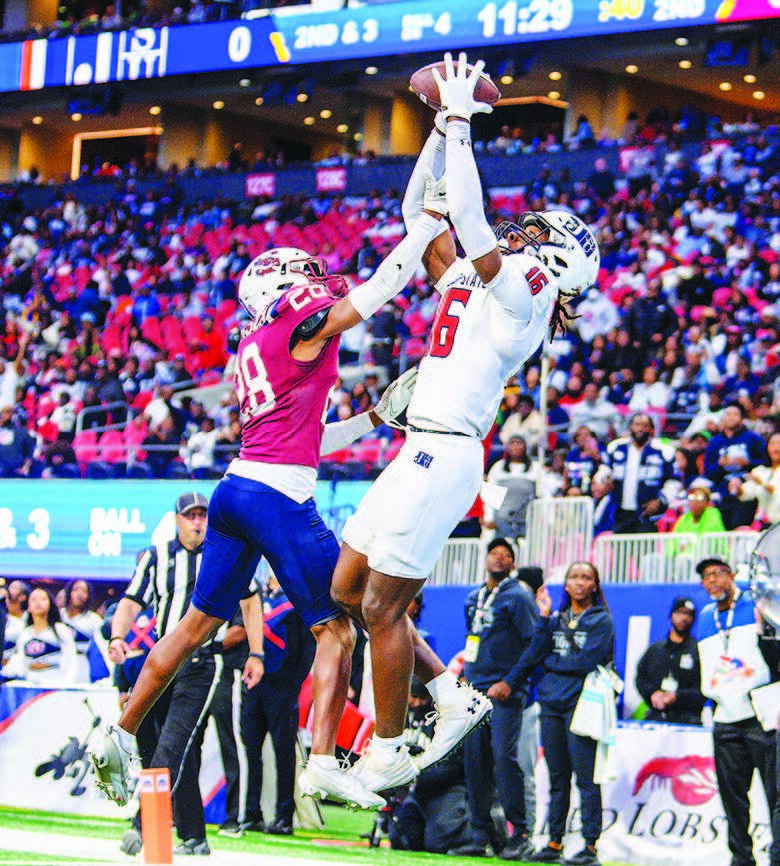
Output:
top-left (2, 120), bottom-right (780, 538)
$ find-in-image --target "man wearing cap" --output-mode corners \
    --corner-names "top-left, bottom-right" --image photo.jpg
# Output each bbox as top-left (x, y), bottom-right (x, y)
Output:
top-left (696, 557), bottom-right (776, 866)
top-left (104, 491), bottom-right (265, 857)
top-left (453, 538), bottom-right (538, 860)
top-left (635, 597), bottom-right (705, 725)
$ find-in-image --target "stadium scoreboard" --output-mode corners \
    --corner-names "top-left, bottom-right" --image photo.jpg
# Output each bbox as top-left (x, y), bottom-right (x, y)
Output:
top-left (2, 0), bottom-right (778, 94)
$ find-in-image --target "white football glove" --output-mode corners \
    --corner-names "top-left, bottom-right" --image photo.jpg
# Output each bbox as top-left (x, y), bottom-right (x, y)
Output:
top-left (374, 367), bottom-right (418, 429)
top-left (423, 170), bottom-right (448, 218)
top-left (432, 52), bottom-right (494, 121)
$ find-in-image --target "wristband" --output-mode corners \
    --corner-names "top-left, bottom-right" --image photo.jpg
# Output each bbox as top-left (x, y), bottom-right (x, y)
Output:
top-left (249, 652), bottom-right (264, 661)
top-left (109, 637), bottom-right (124, 644)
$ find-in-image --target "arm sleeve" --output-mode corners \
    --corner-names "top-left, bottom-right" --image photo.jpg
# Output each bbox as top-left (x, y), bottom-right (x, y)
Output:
top-left (634, 649), bottom-right (656, 704)
top-left (544, 615), bottom-right (614, 676)
top-left (445, 120), bottom-right (498, 262)
top-left (674, 653), bottom-right (707, 713)
top-left (347, 213), bottom-right (443, 320)
top-left (504, 616), bottom-right (555, 690)
top-left (503, 594), bottom-right (540, 690)
top-left (125, 547), bottom-right (156, 607)
top-left (320, 412), bottom-right (374, 456)
top-left (402, 125), bottom-right (448, 233)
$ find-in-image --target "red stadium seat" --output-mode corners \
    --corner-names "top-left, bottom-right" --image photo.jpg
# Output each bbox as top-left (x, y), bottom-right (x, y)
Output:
top-left (73, 429), bottom-right (99, 464)
top-left (98, 430), bottom-right (127, 463)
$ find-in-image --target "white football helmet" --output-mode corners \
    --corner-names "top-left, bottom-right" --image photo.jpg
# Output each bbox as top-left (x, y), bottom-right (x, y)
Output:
top-left (238, 247), bottom-right (345, 320)
top-left (496, 210), bottom-right (600, 298)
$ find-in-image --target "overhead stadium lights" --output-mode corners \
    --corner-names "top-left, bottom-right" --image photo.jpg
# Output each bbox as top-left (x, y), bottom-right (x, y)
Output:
top-left (336, 123), bottom-right (348, 133)
top-left (71, 112), bottom-right (82, 121)
top-left (149, 106), bottom-right (161, 115)
top-left (744, 74), bottom-right (757, 83)
top-left (548, 91), bottom-right (561, 100)
top-left (753, 90), bottom-right (765, 99)
top-left (255, 97), bottom-right (264, 106)
top-left (320, 109), bottom-right (332, 119)
top-left (549, 70), bottom-right (562, 80)
top-left (365, 66), bottom-right (378, 75)
top-left (625, 64), bottom-right (638, 74)
top-left (239, 78), bottom-right (251, 87)
top-left (296, 93), bottom-right (309, 102)
top-left (719, 82), bottom-right (732, 91)
top-left (304, 116), bottom-right (315, 125)
top-left (354, 132), bottom-right (363, 141)
top-left (213, 100), bottom-right (224, 109)
top-left (32, 116), bottom-right (42, 124)
top-left (675, 37), bottom-right (689, 46)
top-left (679, 60), bottom-right (692, 69)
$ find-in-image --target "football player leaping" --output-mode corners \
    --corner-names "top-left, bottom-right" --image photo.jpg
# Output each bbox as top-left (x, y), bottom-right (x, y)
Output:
top-left (89, 203), bottom-right (451, 812)
top-left (331, 52), bottom-right (601, 794)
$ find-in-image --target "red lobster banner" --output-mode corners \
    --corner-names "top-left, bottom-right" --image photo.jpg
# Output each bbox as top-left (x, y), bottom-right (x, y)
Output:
top-left (533, 722), bottom-right (771, 866)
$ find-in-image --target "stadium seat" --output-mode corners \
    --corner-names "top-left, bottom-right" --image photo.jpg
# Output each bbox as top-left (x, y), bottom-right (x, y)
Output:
top-left (125, 462), bottom-right (153, 479)
top-left (98, 430), bottom-right (127, 464)
top-left (73, 429), bottom-right (99, 464)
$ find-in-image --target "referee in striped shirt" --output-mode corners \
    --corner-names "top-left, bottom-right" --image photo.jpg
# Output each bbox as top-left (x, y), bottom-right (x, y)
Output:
top-left (109, 492), bottom-right (219, 857)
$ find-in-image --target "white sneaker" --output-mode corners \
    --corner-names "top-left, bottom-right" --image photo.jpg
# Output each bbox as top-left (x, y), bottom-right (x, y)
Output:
top-left (349, 742), bottom-right (418, 793)
top-left (89, 725), bottom-right (135, 806)
top-left (298, 761), bottom-right (386, 810)
top-left (414, 683), bottom-right (492, 771)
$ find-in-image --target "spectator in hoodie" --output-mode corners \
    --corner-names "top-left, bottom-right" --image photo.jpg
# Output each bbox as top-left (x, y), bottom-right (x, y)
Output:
top-left (517, 562), bottom-right (614, 866)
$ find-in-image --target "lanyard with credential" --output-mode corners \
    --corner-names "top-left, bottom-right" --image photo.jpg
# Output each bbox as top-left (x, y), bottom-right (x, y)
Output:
top-left (471, 578), bottom-right (508, 634)
top-left (713, 588), bottom-right (741, 653)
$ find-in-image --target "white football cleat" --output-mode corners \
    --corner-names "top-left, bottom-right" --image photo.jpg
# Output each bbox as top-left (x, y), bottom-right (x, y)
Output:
top-left (349, 742), bottom-right (418, 793)
top-left (89, 725), bottom-right (135, 806)
top-left (414, 682), bottom-right (492, 771)
top-left (298, 761), bottom-right (386, 811)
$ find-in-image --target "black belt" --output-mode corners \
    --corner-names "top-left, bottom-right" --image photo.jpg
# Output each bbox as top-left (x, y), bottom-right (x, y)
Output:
top-left (408, 424), bottom-right (471, 437)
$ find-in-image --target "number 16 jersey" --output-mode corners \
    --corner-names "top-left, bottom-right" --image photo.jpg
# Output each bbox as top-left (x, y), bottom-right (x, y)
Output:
top-left (407, 254), bottom-right (558, 438)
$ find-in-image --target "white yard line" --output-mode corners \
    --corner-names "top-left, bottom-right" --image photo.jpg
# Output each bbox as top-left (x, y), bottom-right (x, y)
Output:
top-left (0, 828), bottom-right (329, 866)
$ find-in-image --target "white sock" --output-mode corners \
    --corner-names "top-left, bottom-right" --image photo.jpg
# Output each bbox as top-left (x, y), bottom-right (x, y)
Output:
top-left (116, 727), bottom-right (135, 753)
top-left (426, 670), bottom-right (461, 707)
top-left (307, 754), bottom-right (339, 770)
top-left (371, 734), bottom-right (404, 752)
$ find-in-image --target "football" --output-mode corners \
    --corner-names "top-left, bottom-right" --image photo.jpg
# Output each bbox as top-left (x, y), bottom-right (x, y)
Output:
top-left (410, 60), bottom-right (501, 112)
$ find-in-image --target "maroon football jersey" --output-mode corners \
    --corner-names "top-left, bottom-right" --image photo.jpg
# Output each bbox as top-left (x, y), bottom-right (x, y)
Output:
top-left (235, 284), bottom-right (340, 468)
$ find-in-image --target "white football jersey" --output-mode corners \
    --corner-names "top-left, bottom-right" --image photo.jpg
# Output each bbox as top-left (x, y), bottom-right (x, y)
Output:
top-left (407, 253), bottom-right (558, 438)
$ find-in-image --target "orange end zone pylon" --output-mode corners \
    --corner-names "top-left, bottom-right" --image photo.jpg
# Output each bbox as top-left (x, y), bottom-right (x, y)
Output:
top-left (139, 768), bottom-right (173, 865)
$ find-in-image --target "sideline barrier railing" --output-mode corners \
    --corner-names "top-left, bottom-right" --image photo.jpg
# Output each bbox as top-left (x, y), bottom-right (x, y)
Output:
top-left (593, 529), bottom-right (760, 584)
top-left (428, 500), bottom-right (759, 587)
top-left (521, 497), bottom-right (595, 582)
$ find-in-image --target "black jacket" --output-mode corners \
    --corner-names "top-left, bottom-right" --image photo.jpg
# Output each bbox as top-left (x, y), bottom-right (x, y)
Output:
top-left (635, 633), bottom-right (705, 725)
top-left (464, 577), bottom-right (538, 694)
top-left (758, 619), bottom-right (779, 683)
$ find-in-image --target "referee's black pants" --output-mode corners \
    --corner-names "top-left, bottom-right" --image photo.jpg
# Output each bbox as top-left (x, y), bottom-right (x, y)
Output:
top-left (132, 652), bottom-right (220, 842)
top-left (208, 664), bottom-right (246, 825)
top-left (241, 681), bottom-right (299, 826)
top-left (713, 718), bottom-right (777, 866)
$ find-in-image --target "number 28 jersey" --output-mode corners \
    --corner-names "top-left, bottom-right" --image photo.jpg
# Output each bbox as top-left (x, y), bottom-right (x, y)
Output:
top-left (235, 284), bottom-right (340, 469)
top-left (407, 254), bottom-right (558, 438)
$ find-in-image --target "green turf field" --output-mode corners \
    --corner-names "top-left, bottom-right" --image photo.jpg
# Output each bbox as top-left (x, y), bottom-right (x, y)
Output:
top-left (0, 805), bottom-right (479, 865)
